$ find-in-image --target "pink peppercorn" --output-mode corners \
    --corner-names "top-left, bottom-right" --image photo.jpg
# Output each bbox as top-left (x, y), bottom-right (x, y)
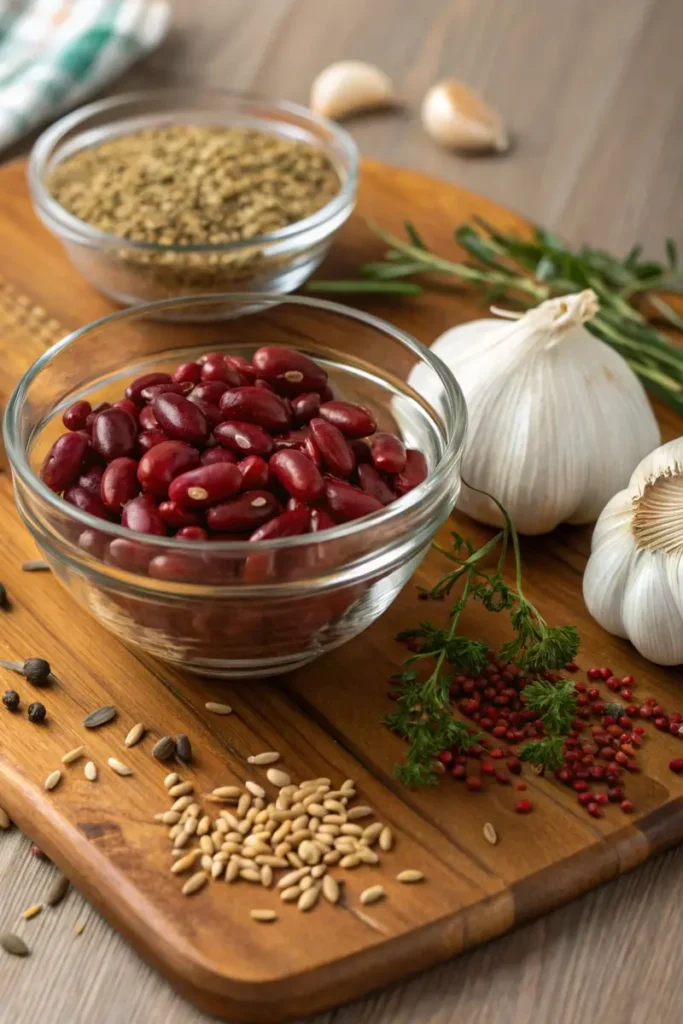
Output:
top-left (466, 777), bottom-right (483, 791)
top-left (516, 782), bottom-right (527, 791)
top-left (620, 800), bottom-right (635, 814)
top-left (515, 799), bottom-right (533, 814)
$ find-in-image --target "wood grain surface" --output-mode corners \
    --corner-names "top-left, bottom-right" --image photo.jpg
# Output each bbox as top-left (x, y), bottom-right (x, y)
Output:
top-left (1, 1), bottom-right (683, 1022)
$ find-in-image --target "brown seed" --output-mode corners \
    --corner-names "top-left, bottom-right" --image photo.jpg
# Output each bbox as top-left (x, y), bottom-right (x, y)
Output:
top-left (379, 826), bottom-right (393, 851)
top-left (322, 875), bottom-right (340, 903)
top-left (212, 786), bottom-right (241, 800)
top-left (108, 758), bottom-right (133, 777)
top-left (245, 780), bottom-right (265, 799)
top-left (152, 737), bottom-right (176, 761)
top-left (84, 761), bottom-right (97, 782)
top-left (22, 903), bottom-right (42, 920)
top-left (204, 702), bottom-right (232, 715)
top-left (164, 772), bottom-right (181, 788)
top-left (82, 706), bottom-right (117, 729)
top-left (171, 850), bottom-right (201, 874)
top-left (45, 770), bottom-right (62, 791)
top-left (266, 768), bottom-right (291, 788)
top-left (182, 871), bottom-right (208, 896)
top-left (396, 869), bottom-right (425, 884)
top-left (61, 746), bottom-right (85, 765)
top-left (360, 885), bottom-right (385, 905)
top-left (168, 781), bottom-right (193, 797)
top-left (124, 722), bottom-right (146, 748)
top-left (250, 909), bottom-right (278, 922)
top-left (247, 751), bottom-right (280, 765)
top-left (0, 933), bottom-right (30, 957)
top-left (297, 885), bottom-right (320, 911)
top-left (175, 734), bottom-right (192, 763)
top-left (46, 874), bottom-right (70, 907)
top-left (0, 807), bottom-right (10, 830)
top-left (483, 822), bottom-right (498, 845)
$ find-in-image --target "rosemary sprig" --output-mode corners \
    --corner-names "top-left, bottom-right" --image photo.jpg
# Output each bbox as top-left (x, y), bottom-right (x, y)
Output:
top-left (307, 219), bottom-right (683, 415)
top-left (387, 487), bottom-right (579, 785)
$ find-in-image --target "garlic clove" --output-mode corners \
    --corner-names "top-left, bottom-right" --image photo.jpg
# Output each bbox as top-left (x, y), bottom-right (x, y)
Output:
top-left (620, 555), bottom-right (683, 666)
top-left (582, 490), bottom-right (635, 637)
top-left (421, 79), bottom-right (508, 153)
top-left (310, 61), bottom-right (395, 120)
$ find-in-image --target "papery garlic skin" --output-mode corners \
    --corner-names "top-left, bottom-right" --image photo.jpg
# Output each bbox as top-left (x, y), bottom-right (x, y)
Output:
top-left (421, 80), bottom-right (508, 152)
top-left (310, 61), bottom-right (394, 120)
top-left (408, 290), bottom-right (660, 535)
top-left (584, 438), bottom-right (683, 665)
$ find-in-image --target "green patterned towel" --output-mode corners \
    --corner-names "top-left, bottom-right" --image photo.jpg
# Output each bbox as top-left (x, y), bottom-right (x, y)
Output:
top-left (0, 0), bottom-right (169, 150)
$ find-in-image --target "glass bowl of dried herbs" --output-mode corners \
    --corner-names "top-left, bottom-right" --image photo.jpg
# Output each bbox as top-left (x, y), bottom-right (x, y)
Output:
top-left (28, 90), bottom-right (358, 319)
top-left (5, 294), bottom-right (466, 678)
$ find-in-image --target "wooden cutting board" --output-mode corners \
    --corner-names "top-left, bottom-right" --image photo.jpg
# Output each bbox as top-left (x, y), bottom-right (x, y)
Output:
top-left (0, 157), bottom-right (682, 1023)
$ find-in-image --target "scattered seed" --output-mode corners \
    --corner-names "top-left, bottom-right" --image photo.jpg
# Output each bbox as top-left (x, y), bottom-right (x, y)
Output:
top-left (266, 768), bottom-right (291, 788)
top-left (246, 780), bottom-right (265, 799)
top-left (74, 921), bottom-right (86, 936)
top-left (171, 850), bottom-right (201, 874)
top-left (340, 823), bottom-right (362, 836)
top-left (379, 826), bottom-right (394, 852)
top-left (45, 770), bottom-right (62, 791)
top-left (22, 903), bottom-right (42, 920)
top-left (483, 823), bottom-right (498, 846)
top-left (260, 865), bottom-right (273, 887)
top-left (211, 860), bottom-right (226, 880)
top-left (28, 702), bottom-right (47, 724)
top-left (46, 874), bottom-right (70, 907)
top-left (161, 811), bottom-right (181, 825)
top-left (196, 815), bottom-right (211, 837)
top-left (199, 836), bottom-right (213, 856)
top-left (183, 817), bottom-right (199, 836)
top-left (212, 786), bottom-right (241, 800)
top-left (182, 871), bottom-right (208, 896)
top-left (22, 560), bottom-right (49, 572)
top-left (298, 885), bottom-right (320, 911)
top-left (237, 794), bottom-right (251, 818)
top-left (240, 868), bottom-right (261, 883)
top-left (152, 736), bottom-right (176, 761)
top-left (358, 847), bottom-right (379, 865)
top-left (61, 746), bottom-right (85, 765)
top-left (323, 850), bottom-right (342, 865)
top-left (310, 863), bottom-right (327, 878)
top-left (2, 690), bottom-right (20, 711)
top-left (226, 858), bottom-right (240, 882)
top-left (200, 854), bottom-right (213, 872)
top-left (171, 795), bottom-right (193, 813)
top-left (164, 772), bottom-right (181, 788)
top-left (175, 734), bottom-right (192, 763)
top-left (84, 761), bottom-right (97, 782)
top-left (205, 702), bottom-right (232, 715)
top-left (340, 779), bottom-right (355, 793)
top-left (277, 867), bottom-right (310, 889)
top-left (321, 874), bottom-right (339, 903)
top-left (124, 723), bottom-right (146, 747)
top-left (363, 822), bottom-right (383, 843)
top-left (396, 870), bottom-right (424, 884)
top-left (168, 781), bottom-right (193, 797)
top-left (287, 852), bottom-right (304, 868)
top-left (346, 805), bottom-right (373, 820)
top-left (0, 807), bottom-right (10, 830)
top-left (339, 854), bottom-right (360, 869)
top-left (0, 932), bottom-right (30, 956)
top-left (83, 706), bottom-right (117, 729)
top-left (250, 909), bottom-right (277, 922)
top-left (280, 885), bottom-right (301, 901)
top-left (108, 758), bottom-right (133, 777)
top-left (247, 751), bottom-right (280, 765)
top-left (360, 885), bottom-right (385, 906)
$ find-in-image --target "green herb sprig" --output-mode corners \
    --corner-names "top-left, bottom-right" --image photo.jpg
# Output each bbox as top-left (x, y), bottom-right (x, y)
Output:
top-left (307, 218), bottom-right (683, 415)
top-left (387, 488), bottom-right (579, 785)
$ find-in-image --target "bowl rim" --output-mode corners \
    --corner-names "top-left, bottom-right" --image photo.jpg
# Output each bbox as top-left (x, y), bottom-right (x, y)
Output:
top-left (4, 293), bottom-right (467, 553)
top-left (28, 88), bottom-right (359, 254)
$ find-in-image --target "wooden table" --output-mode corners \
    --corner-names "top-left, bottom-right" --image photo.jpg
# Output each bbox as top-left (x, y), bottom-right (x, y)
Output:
top-left (2, 1), bottom-right (683, 1021)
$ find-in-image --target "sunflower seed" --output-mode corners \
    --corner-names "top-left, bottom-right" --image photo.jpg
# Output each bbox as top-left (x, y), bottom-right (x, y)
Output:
top-left (358, 847), bottom-right (380, 865)
top-left (152, 737), bottom-right (176, 761)
top-left (171, 850), bottom-right (200, 874)
top-left (225, 858), bottom-right (240, 883)
top-left (45, 770), bottom-right (61, 791)
top-left (0, 933), bottom-right (29, 956)
top-left (196, 815), bottom-right (211, 837)
top-left (362, 822), bottom-right (383, 843)
top-left (199, 835), bottom-right (214, 856)
top-left (339, 854), bottom-right (360, 869)
top-left (171, 796), bottom-right (193, 813)
top-left (168, 781), bottom-right (193, 797)
top-left (164, 772), bottom-right (181, 788)
top-left (22, 903), bottom-right (42, 920)
top-left (211, 860), bottom-right (226, 880)
top-left (322, 875), bottom-right (340, 903)
top-left (323, 850), bottom-right (342, 865)
top-left (280, 885), bottom-right (301, 902)
top-left (61, 746), bottom-right (85, 765)
top-left (175, 734), bottom-right (192, 763)
top-left (247, 751), bottom-right (280, 765)
top-left (239, 868), bottom-right (261, 883)
top-left (84, 761), bottom-right (97, 782)
top-left (204, 702), bottom-right (232, 715)
top-left (266, 768), bottom-right (291, 788)
top-left (182, 871), bottom-right (208, 896)
top-left (83, 706), bottom-right (116, 729)
top-left (160, 811), bottom-right (181, 825)
top-left (346, 805), bottom-right (373, 820)
top-left (396, 869), bottom-right (425, 883)
top-left (360, 885), bottom-right (385, 905)
top-left (297, 885), bottom-right (320, 911)
top-left (124, 723), bottom-right (146, 748)
top-left (260, 865), bottom-right (273, 887)
top-left (212, 786), bottom-right (241, 800)
top-left (245, 780), bottom-right (265, 799)
top-left (108, 758), bottom-right (132, 777)
top-left (0, 807), bottom-right (10, 829)
top-left (250, 909), bottom-right (277, 922)
top-left (483, 822), bottom-right (498, 845)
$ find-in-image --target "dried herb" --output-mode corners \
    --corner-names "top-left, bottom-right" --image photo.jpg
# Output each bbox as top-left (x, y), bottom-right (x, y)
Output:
top-left (386, 485), bottom-right (579, 786)
top-left (308, 218), bottom-right (683, 415)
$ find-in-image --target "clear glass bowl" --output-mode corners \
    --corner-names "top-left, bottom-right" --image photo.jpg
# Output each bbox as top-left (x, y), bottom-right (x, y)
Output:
top-left (4, 295), bottom-right (466, 678)
top-left (28, 90), bottom-right (358, 320)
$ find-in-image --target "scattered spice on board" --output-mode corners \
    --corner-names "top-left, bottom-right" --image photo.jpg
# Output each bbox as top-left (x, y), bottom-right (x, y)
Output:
top-left (2, 689), bottom-right (20, 711)
top-left (82, 705), bottom-right (117, 729)
top-left (46, 874), bottom-right (70, 908)
top-left (0, 933), bottom-right (30, 957)
top-left (0, 657), bottom-right (52, 685)
top-left (21, 560), bottom-right (49, 572)
top-left (0, 583), bottom-right (8, 609)
top-left (153, 736), bottom-right (176, 761)
top-left (27, 702), bottom-right (47, 724)
top-left (21, 904), bottom-right (42, 921)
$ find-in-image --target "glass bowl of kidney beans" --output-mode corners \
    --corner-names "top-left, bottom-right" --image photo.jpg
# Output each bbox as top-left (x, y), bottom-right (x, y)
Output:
top-left (5, 295), bottom-right (466, 677)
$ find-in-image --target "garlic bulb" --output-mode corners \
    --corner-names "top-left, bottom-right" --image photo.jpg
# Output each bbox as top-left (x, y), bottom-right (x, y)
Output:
top-left (421, 80), bottom-right (508, 152)
top-left (584, 438), bottom-right (683, 665)
top-left (310, 61), bottom-right (394, 120)
top-left (407, 290), bottom-right (660, 534)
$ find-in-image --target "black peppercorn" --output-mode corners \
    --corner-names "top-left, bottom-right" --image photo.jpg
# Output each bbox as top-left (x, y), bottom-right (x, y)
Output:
top-left (27, 702), bottom-right (46, 723)
top-left (0, 583), bottom-right (8, 609)
top-left (2, 690), bottom-right (20, 711)
top-left (23, 658), bottom-right (51, 684)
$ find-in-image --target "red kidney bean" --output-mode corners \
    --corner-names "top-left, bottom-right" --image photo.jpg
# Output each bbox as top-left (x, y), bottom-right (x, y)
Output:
top-left (219, 386), bottom-right (291, 431)
top-left (169, 463), bottom-right (242, 507)
top-left (198, 351), bottom-right (225, 365)
top-left (62, 400), bottom-right (92, 431)
top-left (187, 395), bottom-right (223, 428)
top-left (137, 440), bottom-right (200, 496)
top-left (291, 392), bottom-right (321, 424)
top-left (318, 383), bottom-right (336, 402)
top-left (152, 393), bottom-right (209, 444)
top-left (91, 408), bottom-right (137, 461)
top-left (252, 345), bottom-right (327, 393)
top-left (324, 478), bottom-right (384, 522)
top-left (121, 494), bottom-right (167, 535)
top-left (157, 500), bottom-right (202, 528)
top-left (201, 355), bottom-right (242, 386)
top-left (271, 428), bottom-right (311, 451)
top-left (63, 485), bottom-right (110, 519)
top-left (238, 455), bottom-right (270, 490)
top-left (107, 537), bottom-right (154, 572)
top-left (225, 354), bottom-right (257, 379)
top-left (393, 448), bottom-right (428, 495)
top-left (310, 506), bottom-right (336, 532)
top-left (79, 528), bottom-right (108, 559)
top-left (285, 497), bottom-right (310, 513)
top-left (201, 446), bottom-right (237, 466)
top-left (172, 361), bottom-right (202, 385)
top-left (177, 525), bottom-right (208, 540)
top-left (254, 378), bottom-right (275, 393)
top-left (349, 439), bottom-right (371, 464)
top-left (137, 428), bottom-right (168, 453)
top-left (370, 431), bottom-right (407, 473)
top-left (40, 431), bottom-right (89, 492)
top-left (84, 402), bottom-right (111, 431)
top-left (125, 372), bottom-right (172, 405)
top-left (141, 381), bottom-right (189, 403)
top-left (112, 398), bottom-right (140, 422)
top-left (309, 417), bottom-right (355, 477)
top-left (319, 400), bottom-right (376, 439)
top-left (357, 463), bottom-right (395, 505)
top-left (101, 457), bottom-right (140, 513)
top-left (190, 381), bottom-right (229, 405)
top-left (78, 462), bottom-right (105, 496)
top-left (249, 506), bottom-right (310, 542)
top-left (148, 552), bottom-right (204, 581)
top-left (139, 405), bottom-right (158, 430)
top-left (270, 449), bottom-right (324, 502)
top-left (302, 434), bottom-right (322, 468)
top-left (206, 490), bottom-right (280, 533)
top-left (214, 420), bottom-right (273, 458)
